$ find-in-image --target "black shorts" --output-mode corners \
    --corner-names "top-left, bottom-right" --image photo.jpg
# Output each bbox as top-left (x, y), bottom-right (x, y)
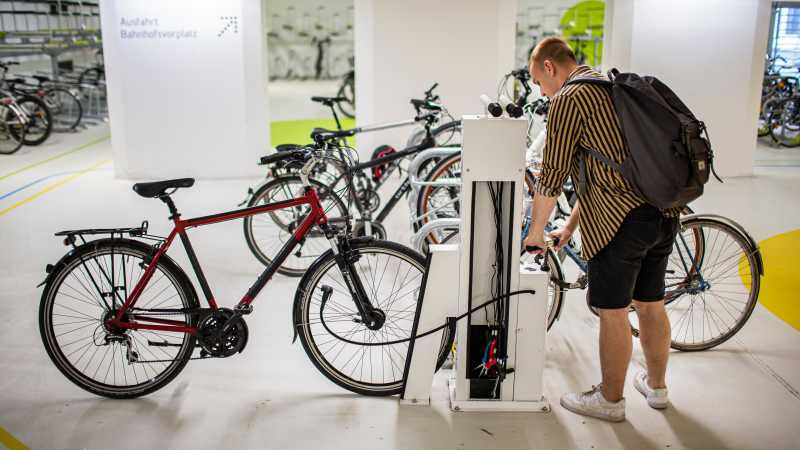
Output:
top-left (587, 204), bottom-right (679, 310)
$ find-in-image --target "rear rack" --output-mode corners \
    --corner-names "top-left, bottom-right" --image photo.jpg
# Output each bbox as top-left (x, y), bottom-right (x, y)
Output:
top-left (54, 220), bottom-right (165, 245)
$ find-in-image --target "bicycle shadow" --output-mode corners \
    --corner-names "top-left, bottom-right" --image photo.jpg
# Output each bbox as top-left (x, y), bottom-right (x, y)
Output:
top-left (61, 380), bottom-right (192, 449)
top-left (393, 400), bottom-right (580, 450)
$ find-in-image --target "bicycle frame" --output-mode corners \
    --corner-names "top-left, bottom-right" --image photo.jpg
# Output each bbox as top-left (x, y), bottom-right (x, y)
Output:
top-left (107, 188), bottom-right (330, 335)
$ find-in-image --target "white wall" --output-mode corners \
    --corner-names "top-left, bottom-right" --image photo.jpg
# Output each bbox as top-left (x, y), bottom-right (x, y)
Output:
top-left (353, 0), bottom-right (518, 156)
top-left (604, 0), bottom-right (771, 177)
top-left (100, 0), bottom-right (269, 179)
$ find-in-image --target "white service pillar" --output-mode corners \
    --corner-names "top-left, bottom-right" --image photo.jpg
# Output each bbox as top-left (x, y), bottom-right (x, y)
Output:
top-left (353, 0), bottom-right (518, 158)
top-left (603, 0), bottom-right (771, 177)
top-left (99, 0), bottom-right (269, 179)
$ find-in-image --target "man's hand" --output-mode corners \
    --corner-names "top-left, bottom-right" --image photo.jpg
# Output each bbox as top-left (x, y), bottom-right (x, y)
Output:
top-left (549, 227), bottom-right (574, 251)
top-left (523, 232), bottom-right (547, 255)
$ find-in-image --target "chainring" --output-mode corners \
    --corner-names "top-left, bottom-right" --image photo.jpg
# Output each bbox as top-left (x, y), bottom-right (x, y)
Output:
top-left (197, 308), bottom-right (249, 357)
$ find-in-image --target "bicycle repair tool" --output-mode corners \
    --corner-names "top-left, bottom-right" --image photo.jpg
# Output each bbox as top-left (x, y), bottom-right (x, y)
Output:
top-left (400, 114), bottom-right (550, 412)
top-left (480, 94), bottom-right (504, 117)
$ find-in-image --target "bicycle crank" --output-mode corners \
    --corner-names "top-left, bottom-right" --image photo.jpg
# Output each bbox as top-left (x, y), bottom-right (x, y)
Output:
top-left (197, 308), bottom-right (249, 358)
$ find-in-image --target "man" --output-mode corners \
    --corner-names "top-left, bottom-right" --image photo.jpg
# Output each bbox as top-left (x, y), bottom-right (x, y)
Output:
top-left (523, 37), bottom-right (680, 422)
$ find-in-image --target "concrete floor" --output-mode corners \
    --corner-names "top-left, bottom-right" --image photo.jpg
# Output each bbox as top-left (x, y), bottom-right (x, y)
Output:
top-left (1, 88), bottom-right (799, 449)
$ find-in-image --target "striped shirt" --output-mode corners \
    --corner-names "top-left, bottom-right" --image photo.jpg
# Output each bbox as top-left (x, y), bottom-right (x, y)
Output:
top-left (533, 65), bottom-right (681, 260)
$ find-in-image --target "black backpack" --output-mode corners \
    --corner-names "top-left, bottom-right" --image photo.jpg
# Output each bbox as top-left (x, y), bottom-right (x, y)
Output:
top-left (566, 68), bottom-right (721, 209)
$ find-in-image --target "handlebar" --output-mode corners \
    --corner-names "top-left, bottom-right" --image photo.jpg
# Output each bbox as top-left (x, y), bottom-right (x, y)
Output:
top-left (425, 82), bottom-right (439, 96)
top-left (411, 98), bottom-right (442, 113)
top-left (511, 68), bottom-right (530, 81)
top-left (259, 149), bottom-right (312, 166)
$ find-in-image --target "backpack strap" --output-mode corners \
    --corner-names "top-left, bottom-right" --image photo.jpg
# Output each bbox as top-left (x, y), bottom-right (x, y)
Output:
top-left (565, 76), bottom-right (613, 87)
top-left (576, 145), bottom-right (623, 197)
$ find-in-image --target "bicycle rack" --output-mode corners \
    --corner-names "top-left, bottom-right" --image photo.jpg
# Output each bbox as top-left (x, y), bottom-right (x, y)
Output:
top-left (406, 146), bottom-right (461, 247)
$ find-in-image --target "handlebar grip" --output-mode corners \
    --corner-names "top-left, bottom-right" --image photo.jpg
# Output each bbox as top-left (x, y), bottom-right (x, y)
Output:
top-left (426, 82), bottom-right (439, 94)
top-left (523, 237), bottom-right (560, 253)
top-left (259, 149), bottom-right (309, 166)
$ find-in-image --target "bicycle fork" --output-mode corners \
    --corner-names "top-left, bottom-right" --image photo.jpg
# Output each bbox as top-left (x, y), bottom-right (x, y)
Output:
top-left (327, 232), bottom-right (384, 330)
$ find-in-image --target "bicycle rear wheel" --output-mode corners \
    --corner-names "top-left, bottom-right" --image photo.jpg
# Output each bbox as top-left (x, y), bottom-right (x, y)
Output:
top-left (39, 239), bottom-right (198, 398)
top-left (293, 239), bottom-right (454, 396)
top-left (629, 217), bottom-right (761, 351)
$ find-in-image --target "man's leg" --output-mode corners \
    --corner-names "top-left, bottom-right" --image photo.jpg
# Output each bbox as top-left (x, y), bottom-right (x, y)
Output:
top-left (598, 307), bottom-right (633, 402)
top-left (632, 300), bottom-right (670, 388)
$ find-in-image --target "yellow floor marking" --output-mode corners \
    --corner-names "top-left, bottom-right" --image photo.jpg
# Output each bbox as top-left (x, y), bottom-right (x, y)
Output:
top-left (0, 426), bottom-right (29, 450)
top-left (0, 159), bottom-right (110, 218)
top-left (746, 229), bottom-right (800, 331)
top-left (0, 134), bottom-right (110, 183)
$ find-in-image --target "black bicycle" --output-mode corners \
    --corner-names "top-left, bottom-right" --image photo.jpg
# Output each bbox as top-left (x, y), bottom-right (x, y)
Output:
top-left (244, 100), bottom-right (461, 276)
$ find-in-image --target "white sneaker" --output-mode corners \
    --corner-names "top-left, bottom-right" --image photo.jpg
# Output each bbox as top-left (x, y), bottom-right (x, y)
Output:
top-left (560, 385), bottom-right (626, 422)
top-left (634, 371), bottom-right (669, 409)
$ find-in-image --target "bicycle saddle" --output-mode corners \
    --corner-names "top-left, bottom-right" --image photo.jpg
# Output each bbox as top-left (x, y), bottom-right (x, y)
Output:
top-left (275, 143), bottom-right (304, 152)
top-left (31, 75), bottom-right (50, 83)
top-left (310, 96), bottom-right (349, 106)
top-left (6, 77), bottom-right (27, 85)
top-left (132, 178), bottom-right (195, 198)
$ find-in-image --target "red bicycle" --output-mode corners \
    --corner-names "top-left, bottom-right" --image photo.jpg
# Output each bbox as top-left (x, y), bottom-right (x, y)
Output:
top-left (38, 149), bottom-right (453, 398)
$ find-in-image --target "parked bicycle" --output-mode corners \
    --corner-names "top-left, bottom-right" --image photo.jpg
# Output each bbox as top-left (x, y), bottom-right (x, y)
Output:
top-left (521, 194), bottom-right (764, 351)
top-left (243, 86), bottom-right (461, 276)
top-left (39, 149), bottom-right (453, 399)
top-left (0, 61), bottom-right (53, 146)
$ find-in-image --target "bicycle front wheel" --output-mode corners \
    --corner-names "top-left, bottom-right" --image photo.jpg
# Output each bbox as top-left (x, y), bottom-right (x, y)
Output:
top-left (243, 175), bottom-right (348, 277)
top-left (293, 239), bottom-right (454, 396)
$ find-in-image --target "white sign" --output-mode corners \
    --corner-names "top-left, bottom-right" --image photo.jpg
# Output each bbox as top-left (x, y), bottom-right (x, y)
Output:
top-left (100, 0), bottom-right (268, 179)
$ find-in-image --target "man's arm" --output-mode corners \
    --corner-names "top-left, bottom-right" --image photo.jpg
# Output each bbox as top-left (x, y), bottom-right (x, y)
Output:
top-left (524, 94), bottom-right (582, 251)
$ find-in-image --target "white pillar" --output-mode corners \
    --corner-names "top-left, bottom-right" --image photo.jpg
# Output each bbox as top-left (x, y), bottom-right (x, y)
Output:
top-left (353, 0), bottom-right (518, 157)
top-left (99, 0), bottom-right (269, 179)
top-left (603, 0), bottom-right (771, 177)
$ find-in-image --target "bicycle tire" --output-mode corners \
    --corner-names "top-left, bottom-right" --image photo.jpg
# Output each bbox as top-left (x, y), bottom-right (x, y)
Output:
top-left (13, 95), bottom-right (52, 146)
top-left (769, 96), bottom-right (800, 147)
top-left (336, 72), bottom-right (355, 118)
top-left (45, 87), bottom-right (83, 131)
top-left (519, 248), bottom-right (565, 331)
top-left (415, 152), bottom-right (462, 242)
top-left (629, 217), bottom-right (760, 351)
top-left (243, 175), bottom-right (348, 277)
top-left (39, 238), bottom-right (198, 399)
top-left (0, 103), bottom-right (25, 154)
top-left (293, 239), bottom-right (453, 396)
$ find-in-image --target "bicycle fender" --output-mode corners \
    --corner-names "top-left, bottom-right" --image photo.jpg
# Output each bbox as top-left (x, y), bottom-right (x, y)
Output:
top-left (681, 214), bottom-right (764, 276)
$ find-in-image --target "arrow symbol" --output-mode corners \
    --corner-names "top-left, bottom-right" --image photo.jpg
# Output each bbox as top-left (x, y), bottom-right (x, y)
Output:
top-left (218, 16), bottom-right (239, 37)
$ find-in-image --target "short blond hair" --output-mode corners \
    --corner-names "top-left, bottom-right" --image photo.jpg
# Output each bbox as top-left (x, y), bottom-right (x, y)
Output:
top-left (530, 37), bottom-right (576, 69)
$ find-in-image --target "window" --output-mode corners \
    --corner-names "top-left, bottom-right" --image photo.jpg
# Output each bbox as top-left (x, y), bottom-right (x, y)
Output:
top-left (768, 3), bottom-right (800, 76)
